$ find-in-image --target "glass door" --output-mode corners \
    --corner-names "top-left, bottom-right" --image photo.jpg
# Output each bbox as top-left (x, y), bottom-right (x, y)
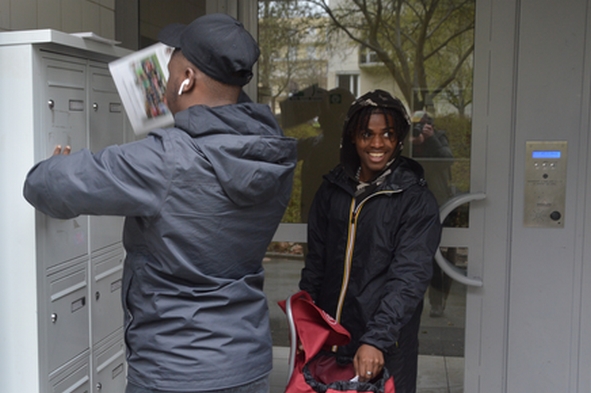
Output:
top-left (257, 1), bottom-right (479, 392)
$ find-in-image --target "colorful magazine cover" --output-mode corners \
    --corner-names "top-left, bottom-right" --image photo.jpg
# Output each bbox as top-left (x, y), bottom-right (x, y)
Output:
top-left (109, 43), bottom-right (174, 135)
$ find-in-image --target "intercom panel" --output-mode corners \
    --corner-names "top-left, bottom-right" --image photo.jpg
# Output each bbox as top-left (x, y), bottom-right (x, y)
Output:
top-left (524, 141), bottom-right (567, 227)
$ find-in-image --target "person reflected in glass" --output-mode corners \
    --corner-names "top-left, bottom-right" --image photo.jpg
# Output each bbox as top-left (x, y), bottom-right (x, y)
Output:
top-left (299, 90), bottom-right (442, 393)
top-left (297, 87), bottom-right (355, 224)
top-left (410, 111), bottom-right (455, 318)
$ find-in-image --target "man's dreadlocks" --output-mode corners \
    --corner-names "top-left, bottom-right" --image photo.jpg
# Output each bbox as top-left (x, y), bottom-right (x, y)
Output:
top-left (344, 89), bottom-right (411, 142)
top-left (339, 90), bottom-right (411, 181)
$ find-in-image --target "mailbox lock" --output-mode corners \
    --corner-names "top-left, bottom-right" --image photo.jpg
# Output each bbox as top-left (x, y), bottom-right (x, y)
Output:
top-left (96, 382), bottom-right (102, 391)
top-left (51, 313), bottom-right (58, 323)
top-left (48, 99), bottom-right (55, 109)
top-left (93, 103), bottom-right (99, 111)
top-left (95, 291), bottom-right (100, 301)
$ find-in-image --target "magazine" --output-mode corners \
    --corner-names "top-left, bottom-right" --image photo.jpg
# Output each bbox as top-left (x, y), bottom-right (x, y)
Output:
top-left (109, 43), bottom-right (174, 135)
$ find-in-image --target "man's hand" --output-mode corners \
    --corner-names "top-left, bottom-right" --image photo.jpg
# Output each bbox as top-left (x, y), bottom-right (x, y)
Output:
top-left (353, 344), bottom-right (384, 382)
top-left (412, 133), bottom-right (425, 145)
top-left (421, 123), bottom-right (434, 139)
top-left (52, 145), bottom-right (71, 156)
top-left (412, 123), bottom-right (435, 145)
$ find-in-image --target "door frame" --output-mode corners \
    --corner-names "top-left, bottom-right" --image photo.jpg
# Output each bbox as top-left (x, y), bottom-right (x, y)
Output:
top-left (465, 0), bottom-right (533, 391)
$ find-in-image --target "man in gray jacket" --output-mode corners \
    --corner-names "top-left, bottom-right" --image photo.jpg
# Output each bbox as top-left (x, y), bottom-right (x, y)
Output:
top-left (23, 13), bottom-right (297, 393)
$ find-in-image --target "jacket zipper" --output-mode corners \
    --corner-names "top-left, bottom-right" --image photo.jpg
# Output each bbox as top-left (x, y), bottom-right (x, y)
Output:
top-left (335, 198), bottom-right (357, 323)
top-left (334, 189), bottom-right (403, 324)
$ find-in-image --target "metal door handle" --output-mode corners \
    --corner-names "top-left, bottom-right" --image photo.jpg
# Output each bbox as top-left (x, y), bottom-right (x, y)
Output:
top-left (436, 192), bottom-right (486, 287)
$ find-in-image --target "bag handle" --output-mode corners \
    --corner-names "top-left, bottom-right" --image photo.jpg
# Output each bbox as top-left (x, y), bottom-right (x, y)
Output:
top-left (285, 293), bottom-right (297, 384)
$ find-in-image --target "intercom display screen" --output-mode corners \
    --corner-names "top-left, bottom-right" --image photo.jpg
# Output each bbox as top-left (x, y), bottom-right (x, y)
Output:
top-left (532, 150), bottom-right (561, 159)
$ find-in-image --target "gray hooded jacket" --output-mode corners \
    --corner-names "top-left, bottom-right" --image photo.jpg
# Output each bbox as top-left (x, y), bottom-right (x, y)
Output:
top-left (24, 103), bottom-right (297, 392)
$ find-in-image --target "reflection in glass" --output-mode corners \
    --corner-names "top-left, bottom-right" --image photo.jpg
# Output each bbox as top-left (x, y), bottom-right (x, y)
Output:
top-left (285, 87), bottom-right (355, 223)
top-left (425, 247), bottom-right (467, 324)
top-left (409, 110), bottom-right (471, 228)
top-left (258, 1), bottom-right (475, 391)
top-left (264, 242), bottom-right (304, 347)
top-left (418, 247), bottom-right (468, 391)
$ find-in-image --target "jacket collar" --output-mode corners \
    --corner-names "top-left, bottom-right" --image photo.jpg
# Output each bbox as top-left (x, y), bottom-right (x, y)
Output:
top-left (326, 156), bottom-right (427, 197)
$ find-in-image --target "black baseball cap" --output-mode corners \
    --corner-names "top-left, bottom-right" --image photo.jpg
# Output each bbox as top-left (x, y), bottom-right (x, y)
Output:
top-left (157, 13), bottom-right (260, 86)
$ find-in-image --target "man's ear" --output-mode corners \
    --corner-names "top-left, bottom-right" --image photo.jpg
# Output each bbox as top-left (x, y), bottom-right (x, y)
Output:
top-left (181, 68), bottom-right (196, 91)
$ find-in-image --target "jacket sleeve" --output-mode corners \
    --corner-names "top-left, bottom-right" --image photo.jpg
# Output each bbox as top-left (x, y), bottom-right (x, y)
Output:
top-left (360, 186), bottom-right (442, 353)
top-left (298, 181), bottom-right (330, 301)
top-left (23, 134), bottom-right (173, 219)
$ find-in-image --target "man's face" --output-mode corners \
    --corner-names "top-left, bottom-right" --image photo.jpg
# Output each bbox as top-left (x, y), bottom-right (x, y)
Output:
top-left (353, 111), bottom-right (398, 182)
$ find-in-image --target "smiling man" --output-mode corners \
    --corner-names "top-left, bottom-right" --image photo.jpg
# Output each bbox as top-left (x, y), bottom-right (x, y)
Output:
top-left (299, 90), bottom-right (442, 393)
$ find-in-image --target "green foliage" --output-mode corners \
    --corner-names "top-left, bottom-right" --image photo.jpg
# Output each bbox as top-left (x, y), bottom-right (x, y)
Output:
top-left (281, 122), bottom-right (320, 223)
top-left (283, 121), bottom-right (321, 140)
top-left (437, 113), bottom-right (471, 228)
top-left (281, 161), bottom-right (304, 223)
top-left (433, 113), bottom-right (472, 196)
top-left (434, 114), bottom-right (471, 159)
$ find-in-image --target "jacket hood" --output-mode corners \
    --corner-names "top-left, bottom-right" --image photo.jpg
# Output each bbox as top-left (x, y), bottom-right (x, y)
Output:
top-left (168, 104), bottom-right (297, 206)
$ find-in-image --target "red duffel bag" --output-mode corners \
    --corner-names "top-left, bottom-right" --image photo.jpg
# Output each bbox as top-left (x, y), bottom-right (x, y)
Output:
top-left (278, 290), bottom-right (395, 393)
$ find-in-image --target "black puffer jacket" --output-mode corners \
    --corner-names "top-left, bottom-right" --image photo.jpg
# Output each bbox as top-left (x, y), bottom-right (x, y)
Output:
top-left (299, 156), bottom-right (441, 357)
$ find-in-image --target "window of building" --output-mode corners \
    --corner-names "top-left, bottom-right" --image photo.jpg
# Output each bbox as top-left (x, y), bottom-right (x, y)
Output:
top-left (337, 74), bottom-right (359, 97)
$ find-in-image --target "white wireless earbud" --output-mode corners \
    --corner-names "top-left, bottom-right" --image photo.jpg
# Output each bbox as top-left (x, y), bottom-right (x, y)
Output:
top-left (178, 79), bottom-right (190, 96)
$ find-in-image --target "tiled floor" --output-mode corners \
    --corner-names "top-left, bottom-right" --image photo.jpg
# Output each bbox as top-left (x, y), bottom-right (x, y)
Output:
top-left (269, 347), bottom-right (464, 393)
top-left (269, 347), bottom-right (291, 393)
top-left (416, 355), bottom-right (464, 393)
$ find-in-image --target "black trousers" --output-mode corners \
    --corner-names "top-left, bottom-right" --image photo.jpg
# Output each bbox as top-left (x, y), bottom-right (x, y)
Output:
top-left (384, 301), bottom-right (423, 393)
